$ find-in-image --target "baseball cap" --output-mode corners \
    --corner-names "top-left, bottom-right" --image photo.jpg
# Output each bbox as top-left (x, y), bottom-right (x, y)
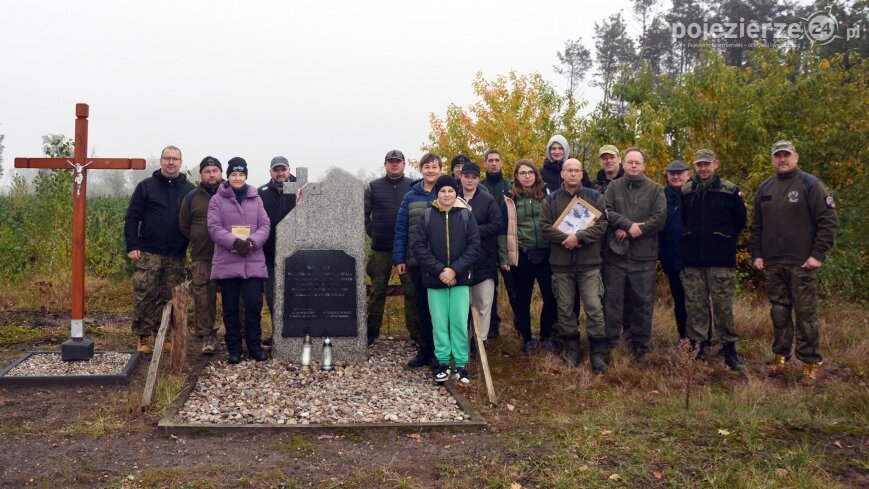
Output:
top-left (384, 149), bottom-right (405, 161)
top-left (460, 162), bottom-right (481, 176)
top-left (599, 145), bottom-right (619, 157)
top-left (666, 160), bottom-right (689, 172)
top-left (771, 140), bottom-right (796, 155)
top-left (270, 156), bottom-right (289, 169)
top-left (692, 149), bottom-right (716, 164)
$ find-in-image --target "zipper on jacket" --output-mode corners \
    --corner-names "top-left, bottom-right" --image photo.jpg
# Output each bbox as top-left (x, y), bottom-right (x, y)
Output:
top-left (445, 211), bottom-right (451, 267)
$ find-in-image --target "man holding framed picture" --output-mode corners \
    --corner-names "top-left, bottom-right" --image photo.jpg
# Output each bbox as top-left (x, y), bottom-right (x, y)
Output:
top-left (540, 158), bottom-right (609, 372)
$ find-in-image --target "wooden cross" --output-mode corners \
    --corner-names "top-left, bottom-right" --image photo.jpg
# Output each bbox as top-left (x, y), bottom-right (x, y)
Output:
top-left (15, 103), bottom-right (145, 357)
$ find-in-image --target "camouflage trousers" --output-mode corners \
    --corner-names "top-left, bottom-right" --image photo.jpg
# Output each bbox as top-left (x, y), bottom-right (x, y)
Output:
top-left (189, 259), bottom-right (217, 337)
top-left (764, 265), bottom-right (822, 364)
top-left (681, 267), bottom-right (738, 344)
top-left (131, 252), bottom-right (185, 337)
top-left (552, 268), bottom-right (605, 340)
top-left (366, 249), bottom-right (420, 341)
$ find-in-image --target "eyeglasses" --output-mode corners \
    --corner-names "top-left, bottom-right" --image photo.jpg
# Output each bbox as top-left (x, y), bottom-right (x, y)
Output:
top-left (517, 171), bottom-right (535, 177)
top-left (161, 156), bottom-right (181, 162)
top-left (563, 169), bottom-right (582, 174)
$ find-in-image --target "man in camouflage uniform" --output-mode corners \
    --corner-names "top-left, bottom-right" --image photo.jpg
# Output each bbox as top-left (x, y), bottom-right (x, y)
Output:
top-left (124, 145), bottom-right (195, 353)
top-left (680, 149), bottom-right (746, 371)
top-left (751, 140), bottom-right (838, 386)
top-left (179, 156), bottom-right (223, 355)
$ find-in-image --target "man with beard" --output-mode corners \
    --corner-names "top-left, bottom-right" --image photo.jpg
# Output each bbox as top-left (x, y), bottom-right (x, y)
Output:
top-left (365, 150), bottom-right (418, 346)
top-left (258, 156), bottom-right (297, 347)
top-left (179, 156), bottom-right (224, 355)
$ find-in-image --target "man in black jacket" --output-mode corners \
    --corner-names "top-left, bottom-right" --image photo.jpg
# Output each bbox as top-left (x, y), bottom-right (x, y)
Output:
top-left (125, 145), bottom-right (195, 353)
top-left (179, 156), bottom-right (223, 355)
top-left (364, 150), bottom-right (418, 346)
top-left (258, 156), bottom-right (297, 346)
top-left (481, 149), bottom-right (513, 338)
top-left (459, 163), bottom-right (502, 340)
top-left (681, 149), bottom-right (747, 371)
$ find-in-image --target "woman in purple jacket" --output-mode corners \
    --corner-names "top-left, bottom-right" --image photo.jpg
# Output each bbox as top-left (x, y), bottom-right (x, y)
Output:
top-left (208, 157), bottom-right (271, 364)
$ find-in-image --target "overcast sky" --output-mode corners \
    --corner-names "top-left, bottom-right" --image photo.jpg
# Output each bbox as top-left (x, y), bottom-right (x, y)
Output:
top-left (1, 0), bottom-right (654, 185)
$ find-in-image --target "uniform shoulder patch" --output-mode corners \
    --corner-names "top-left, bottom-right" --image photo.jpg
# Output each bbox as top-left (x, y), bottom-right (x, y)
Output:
top-left (825, 195), bottom-right (836, 209)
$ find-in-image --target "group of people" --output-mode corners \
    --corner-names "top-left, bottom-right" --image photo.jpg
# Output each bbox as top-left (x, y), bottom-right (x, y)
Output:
top-left (124, 148), bottom-right (295, 365)
top-left (366, 138), bottom-right (837, 386)
top-left (123, 136), bottom-right (837, 388)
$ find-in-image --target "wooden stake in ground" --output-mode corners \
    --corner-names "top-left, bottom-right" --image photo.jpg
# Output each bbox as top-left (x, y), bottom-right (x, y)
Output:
top-left (470, 305), bottom-right (497, 405)
top-left (170, 282), bottom-right (190, 374)
top-left (14, 103), bottom-right (145, 360)
top-left (141, 303), bottom-right (173, 411)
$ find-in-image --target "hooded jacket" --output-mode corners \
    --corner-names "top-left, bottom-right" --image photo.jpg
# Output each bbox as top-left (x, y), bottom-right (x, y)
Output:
top-left (411, 198), bottom-right (481, 289)
top-left (541, 184), bottom-right (608, 271)
top-left (392, 179), bottom-right (437, 267)
top-left (592, 166), bottom-right (625, 194)
top-left (541, 135), bottom-right (570, 194)
top-left (461, 186), bottom-right (502, 284)
top-left (208, 182), bottom-right (271, 280)
top-left (179, 181), bottom-right (220, 261)
top-left (257, 175), bottom-right (297, 260)
top-left (125, 170), bottom-right (196, 256)
top-left (604, 174), bottom-right (667, 262)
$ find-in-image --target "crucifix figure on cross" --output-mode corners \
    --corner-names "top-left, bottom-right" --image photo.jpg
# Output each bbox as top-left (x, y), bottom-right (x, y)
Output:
top-left (14, 103), bottom-right (145, 361)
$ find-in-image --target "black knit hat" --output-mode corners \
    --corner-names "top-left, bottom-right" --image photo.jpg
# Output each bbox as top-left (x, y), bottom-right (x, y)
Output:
top-left (433, 175), bottom-right (460, 195)
top-left (450, 154), bottom-right (471, 170)
top-left (199, 156), bottom-right (222, 173)
top-left (226, 157), bottom-right (248, 177)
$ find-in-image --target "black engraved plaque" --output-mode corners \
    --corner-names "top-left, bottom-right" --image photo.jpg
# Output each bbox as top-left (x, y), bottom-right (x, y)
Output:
top-left (282, 250), bottom-right (357, 337)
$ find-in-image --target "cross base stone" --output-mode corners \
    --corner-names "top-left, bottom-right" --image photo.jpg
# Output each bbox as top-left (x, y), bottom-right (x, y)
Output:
top-left (61, 337), bottom-right (95, 361)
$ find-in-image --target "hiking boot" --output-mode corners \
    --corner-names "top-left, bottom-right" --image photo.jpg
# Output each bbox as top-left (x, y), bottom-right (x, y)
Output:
top-left (564, 338), bottom-right (583, 368)
top-left (632, 345), bottom-right (649, 363)
top-left (521, 338), bottom-right (539, 355)
top-left (434, 364), bottom-right (452, 383)
top-left (407, 349), bottom-right (432, 369)
top-left (799, 362), bottom-right (822, 386)
top-left (228, 353), bottom-right (242, 365)
top-left (250, 350), bottom-right (270, 362)
top-left (540, 337), bottom-right (559, 355)
top-left (767, 354), bottom-right (788, 377)
top-left (589, 337), bottom-right (608, 374)
top-left (723, 342), bottom-right (744, 372)
top-left (366, 333), bottom-right (378, 347)
top-left (262, 336), bottom-right (273, 351)
top-left (690, 340), bottom-right (710, 361)
top-left (136, 336), bottom-right (152, 354)
top-left (454, 366), bottom-right (470, 386)
top-left (200, 334), bottom-right (217, 356)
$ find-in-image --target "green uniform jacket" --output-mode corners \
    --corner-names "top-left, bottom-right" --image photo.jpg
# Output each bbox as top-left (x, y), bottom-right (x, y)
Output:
top-left (540, 185), bottom-right (608, 272)
top-left (749, 168), bottom-right (837, 266)
top-left (604, 174), bottom-right (667, 262)
top-left (179, 182), bottom-right (219, 261)
top-left (497, 193), bottom-right (549, 266)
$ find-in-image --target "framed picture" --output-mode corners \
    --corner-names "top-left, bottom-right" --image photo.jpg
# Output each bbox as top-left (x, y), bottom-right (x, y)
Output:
top-left (553, 196), bottom-right (602, 234)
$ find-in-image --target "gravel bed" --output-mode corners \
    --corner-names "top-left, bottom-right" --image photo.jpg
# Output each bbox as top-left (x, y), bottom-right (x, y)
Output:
top-left (176, 340), bottom-right (471, 425)
top-left (3, 352), bottom-right (133, 377)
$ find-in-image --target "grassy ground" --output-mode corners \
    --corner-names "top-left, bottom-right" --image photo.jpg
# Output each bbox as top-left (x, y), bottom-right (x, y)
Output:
top-left (0, 277), bottom-right (866, 488)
